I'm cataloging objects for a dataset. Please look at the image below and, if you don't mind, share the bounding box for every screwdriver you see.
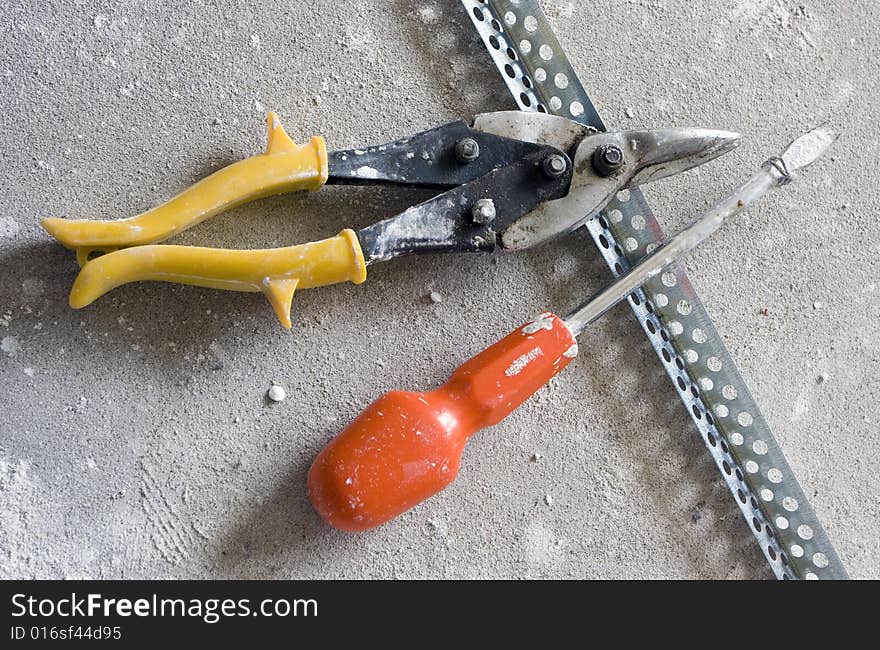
[308,125,837,532]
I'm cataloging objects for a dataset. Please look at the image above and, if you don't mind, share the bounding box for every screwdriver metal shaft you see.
[564,124,838,336]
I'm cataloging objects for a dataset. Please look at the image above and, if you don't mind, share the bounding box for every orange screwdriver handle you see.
[308,313,578,532]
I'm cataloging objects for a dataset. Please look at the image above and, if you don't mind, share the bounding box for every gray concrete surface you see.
[1,0,877,579]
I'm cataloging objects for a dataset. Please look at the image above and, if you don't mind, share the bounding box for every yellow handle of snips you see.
[69,230,366,329]
[40,112,368,329]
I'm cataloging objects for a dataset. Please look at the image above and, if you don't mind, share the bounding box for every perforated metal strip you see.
[462,0,847,579]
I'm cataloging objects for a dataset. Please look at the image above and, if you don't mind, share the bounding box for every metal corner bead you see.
[461,0,846,579]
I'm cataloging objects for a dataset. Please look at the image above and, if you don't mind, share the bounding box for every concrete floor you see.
[1,0,877,579]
